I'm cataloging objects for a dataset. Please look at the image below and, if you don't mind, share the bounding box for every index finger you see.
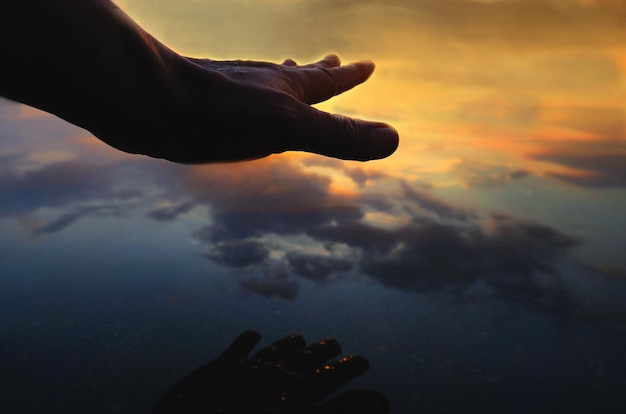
[296,60,376,105]
[220,330,262,360]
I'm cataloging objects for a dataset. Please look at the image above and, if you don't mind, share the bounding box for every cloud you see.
[0,124,603,318]
[33,205,126,235]
[401,181,475,220]
[301,157,387,187]
[241,276,299,300]
[240,264,299,300]
[452,94,542,129]
[0,156,170,234]
[203,240,270,269]
[451,159,532,188]
[286,252,354,284]
[0,98,21,120]
[0,160,138,216]
[147,201,196,222]
[0,95,611,317]
[186,159,362,241]
[530,140,626,188]
[178,158,587,318]
[542,105,625,139]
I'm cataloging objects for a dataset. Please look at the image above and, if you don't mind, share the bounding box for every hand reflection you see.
[153,330,390,414]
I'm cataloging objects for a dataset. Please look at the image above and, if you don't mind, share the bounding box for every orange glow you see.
[14,0,623,192]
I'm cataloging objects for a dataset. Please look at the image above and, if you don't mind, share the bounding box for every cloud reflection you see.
[0,125,600,318]
[154,157,587,318]
[531,140,626,188]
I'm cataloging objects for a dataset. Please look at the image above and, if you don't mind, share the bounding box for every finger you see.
[302,54,341,69]
[288,105,399,161]
[220,330,262,360]
[282,58,298,67]
[301,338,343,370]
[253,333,307,363]
[298,60,375,104]
[318,389,390,414]
[313,355,370,395]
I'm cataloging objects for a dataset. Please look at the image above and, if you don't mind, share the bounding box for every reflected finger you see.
[315,355,370,392]
[253,333,307,363]
[300,338,343,370]
[220,330,262,360]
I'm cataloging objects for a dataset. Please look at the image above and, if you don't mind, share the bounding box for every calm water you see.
[2,1,626,412]
[2,104,625,414]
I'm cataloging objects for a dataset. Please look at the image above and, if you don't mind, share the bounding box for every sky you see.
[7,0,624,279]
[1,0,626,413]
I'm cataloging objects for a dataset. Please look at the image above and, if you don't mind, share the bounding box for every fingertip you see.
[353,59,375,71]
[355,60,376,83]
[368,127,399,159]
[321,53,341,67]
[282,58,298,67]
[340,355,370,374]
[225,330,262,358]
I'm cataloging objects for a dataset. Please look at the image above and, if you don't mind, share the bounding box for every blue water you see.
[1,99,626,413]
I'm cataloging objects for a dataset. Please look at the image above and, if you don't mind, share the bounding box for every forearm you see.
[1,0,186,152]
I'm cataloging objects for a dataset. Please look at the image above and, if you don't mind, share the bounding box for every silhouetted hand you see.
[152,330,390,414]
[2,1,399,164]
[151,54,399,163]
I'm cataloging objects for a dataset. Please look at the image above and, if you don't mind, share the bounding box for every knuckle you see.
[330,114,367,159]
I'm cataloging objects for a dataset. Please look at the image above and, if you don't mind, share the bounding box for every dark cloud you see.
[356,213,580,304]
[33,205,126,235]
[451,159,532,188]
[0,152,28,174]
[0,98,20,120]
[0,118,599,315]
[181,159,585,316]
[203,240,269,269]
[147,201,196,222]
[240,265,298,300]
[241,277,298,300]
[530,140,626,188]
[301,157,387,187]
[0,157,169,234]
[286,252,354,284]
[0,160,140,216]
[401,181,474,221]
[186,160,362,241]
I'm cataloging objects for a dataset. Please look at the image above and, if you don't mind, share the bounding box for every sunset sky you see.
[93,0,626,272]
[1,1,626,412]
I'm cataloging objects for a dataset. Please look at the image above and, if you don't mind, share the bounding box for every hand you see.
[122,54,399,163]
[152,330,390,414]
[2,2,398,164]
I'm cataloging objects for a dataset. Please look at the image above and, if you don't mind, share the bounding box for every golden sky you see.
[115,0,625,188]
[1,0,625,315]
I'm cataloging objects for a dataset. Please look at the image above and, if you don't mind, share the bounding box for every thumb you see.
[292,105,399,161]
[218,330,262,361]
